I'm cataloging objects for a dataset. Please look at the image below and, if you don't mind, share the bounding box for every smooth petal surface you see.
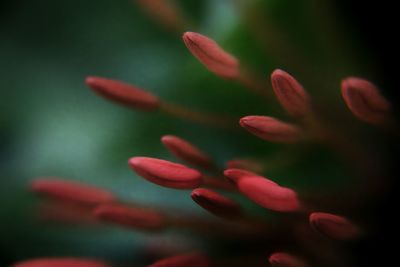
[269,252,308,267]
[191,188,241,218]
[94,203,165,231]
[341,77,391,124]
[149,252,210,267]
[236,176,300,212]
[129,157,202,189]
[31,178,115,206]
[11,258,109,267]
[183,32,239,79]
[223,169,297,212]
[271,69,311,117]
[223,168,275,185]
[86,76,159,110]
[309,212,360,240]
[240,115,301,143]
[161,135,212,168]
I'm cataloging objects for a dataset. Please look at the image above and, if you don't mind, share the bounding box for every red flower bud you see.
[11,258,109,267]
[38,201,97,225]
[128,157,202,189]
[269,252,308,267]
[226,172,300,212]
[161,135,213,169]
[240,115,301,143]
[94,203,165,231]
[191,188,242,218]
[341,77,391,124]
[136,0,185,31]
[309,212,361,240]
[271,69,311,117]
[149,252,210,267]
[183,32,240,79]
[31,178,115,206]
[85,76,159,111]
[223,168,266,183]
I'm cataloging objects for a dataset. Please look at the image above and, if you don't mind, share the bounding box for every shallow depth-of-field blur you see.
[0,1,397,266]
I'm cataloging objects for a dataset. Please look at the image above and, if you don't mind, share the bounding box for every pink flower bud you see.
[341,77,391,124]
[269,252,308,267]
[224,171,300,212]
[309,212,361,240]
[238,176,300,212]
[31,178,115,206]
[240,115,301,143]
[149,252,210,267]
[191,188,242,218]
[94,203,165,231]
[161,135,213,169]
[223,168,275,184]
[85,76,159,111]
[183,32,240,79]
[128,157,202,189]
[136,0,185,31]
[11,258,110,267]
[271,69,311,117]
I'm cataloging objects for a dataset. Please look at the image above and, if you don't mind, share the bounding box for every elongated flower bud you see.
[309,212,360,240]
[224,170,299,212]
[191,188,242,218]
[38,201,97,225]
[149,252,210,267]
[11,258,110,267]
[85,76,159,111]
[240,115,302,143]
[269,252,308,267]
[128,157,202,189]
[271,69,311,117]
[161,135,213,169]
[226,159,264,173]
[183,32,240,79]
[94,203,165,231]
[341,77,391,124]
[137,0,185,31]
[31,178,115,206]
[223,168,267,183]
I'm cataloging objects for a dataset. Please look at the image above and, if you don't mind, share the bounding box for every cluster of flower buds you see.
[11,2,394,266]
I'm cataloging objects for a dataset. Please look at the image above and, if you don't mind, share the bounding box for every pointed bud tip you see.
[236,175,300,212]
[161,135,212,168]
[341,77,390,124]
[129,157,202,189]
[182,31,239,79]
[30,178,115,206]
[85,76,159,111]
[191,188,241,218]
[223,168,261,183]
[271,69,310,117]
[309,212,361,240]
[240,115,301,143]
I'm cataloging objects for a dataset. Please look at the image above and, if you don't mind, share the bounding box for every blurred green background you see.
[0,0,395,266]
